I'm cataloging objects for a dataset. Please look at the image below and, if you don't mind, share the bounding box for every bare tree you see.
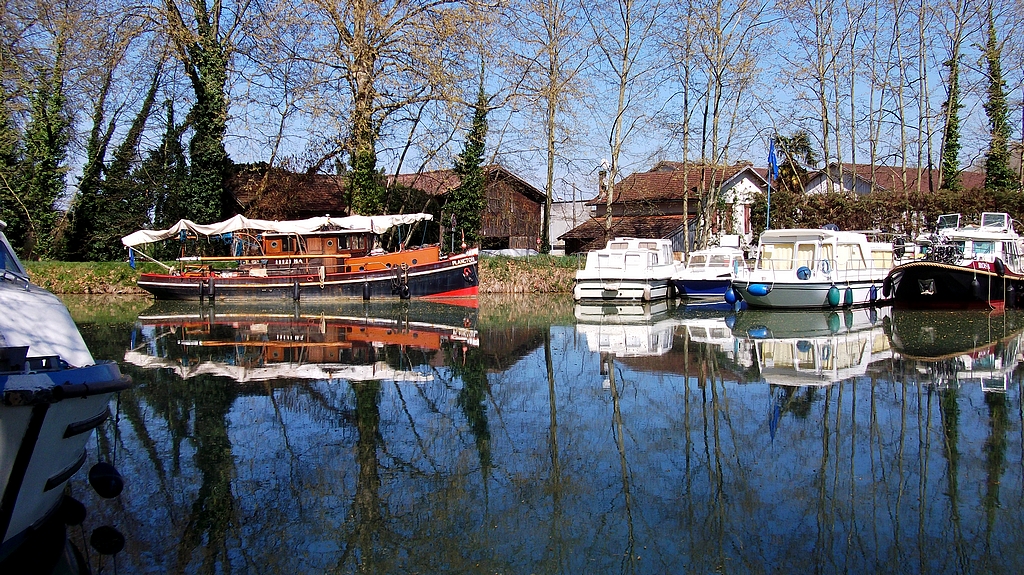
[300,0,483,213]
[506,0,589,251]
[686,0,771,246]
[583,0,666,239]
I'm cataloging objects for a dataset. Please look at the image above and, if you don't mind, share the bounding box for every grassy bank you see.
[25,255,580,295]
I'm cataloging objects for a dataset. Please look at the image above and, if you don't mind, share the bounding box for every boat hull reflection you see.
[888,309,1024,392]
[126,301,478,383]
[731,308,893,387]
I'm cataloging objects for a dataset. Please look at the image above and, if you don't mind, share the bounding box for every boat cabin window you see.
[836,243,865,269]
[972,241,994,255]
[759,243,794,270]
[689,254,708,267]
[610,242,629,250]
[638,241,658,250]
[346,235,367,250]
[798,243,817,270]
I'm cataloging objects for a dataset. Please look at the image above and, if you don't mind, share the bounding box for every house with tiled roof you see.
[559,161,768,255]
[228,165,349,219]
[805,163,987,196]
[229,164,544,250]
[390,165,545,250]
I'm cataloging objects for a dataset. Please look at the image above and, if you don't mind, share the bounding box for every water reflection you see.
[60,296,1024,574]
[888,309,1024,392]
[126,301,478,382]
[731,307,893,387]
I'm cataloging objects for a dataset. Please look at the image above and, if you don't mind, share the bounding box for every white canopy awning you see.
[121,213,434,248]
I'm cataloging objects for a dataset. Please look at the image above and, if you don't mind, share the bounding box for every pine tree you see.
[21,60,71,260]
[445,73,488,248]
[940,55,963,193]
[982,5,1016,194]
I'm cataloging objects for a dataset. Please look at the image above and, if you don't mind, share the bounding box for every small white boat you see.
[673,246,748,298]
[1,221,130,561]
[730,228,893,308]
[573,238,679,301]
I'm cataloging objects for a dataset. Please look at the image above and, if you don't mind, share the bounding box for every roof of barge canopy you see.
[121,213,434,248]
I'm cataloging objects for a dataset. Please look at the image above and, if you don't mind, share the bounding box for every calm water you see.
[62,296,1024,574]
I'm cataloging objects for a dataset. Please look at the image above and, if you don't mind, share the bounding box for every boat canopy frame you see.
[121,213,434,248]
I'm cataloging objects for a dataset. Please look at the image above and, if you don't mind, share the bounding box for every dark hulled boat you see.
[122,214,479,302]
[884,213,1024,310]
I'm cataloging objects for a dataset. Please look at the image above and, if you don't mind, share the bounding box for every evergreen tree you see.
[940,55,963,193]
[445,72,488,247]
[147,101,190,229]
[166,0,234,224]
[20,60,70,260]
[0,87,26,252]
[67,67,117,261]
[350,144,385,215]
[982,5,1016,194]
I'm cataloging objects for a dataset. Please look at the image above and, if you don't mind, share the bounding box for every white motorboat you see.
[673,245,749,298]
[0,221,130,562]
[573,237,679,301]
[730,227,893,308]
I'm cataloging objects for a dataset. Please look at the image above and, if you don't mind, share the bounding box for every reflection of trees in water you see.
[983,392,1009,538]
[339,380,386,571]
[450,344,491,480]
[70,310,1024,572]
[773,385,819,419]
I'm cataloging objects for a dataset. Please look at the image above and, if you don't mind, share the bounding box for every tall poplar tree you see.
[21,61,70,260]
[445,72,488,247]
[940,54,963,193]
[982,4,1016,194]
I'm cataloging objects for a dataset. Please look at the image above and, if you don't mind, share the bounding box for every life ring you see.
[821,259,832,274]
[462,267,476,283]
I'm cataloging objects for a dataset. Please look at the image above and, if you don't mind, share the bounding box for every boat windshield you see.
[981,213,1009,228]
[937,214,960,230]
[708,254,732,267]
[0,234,26,275]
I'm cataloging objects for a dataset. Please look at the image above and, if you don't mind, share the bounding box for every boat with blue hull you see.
[673,245,748,298]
